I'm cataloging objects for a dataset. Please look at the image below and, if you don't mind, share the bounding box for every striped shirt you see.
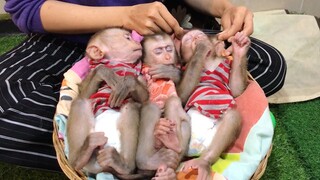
[89,59,142,116]
[185,59,235,120]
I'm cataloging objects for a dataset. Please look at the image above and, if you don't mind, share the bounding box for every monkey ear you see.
[86,45,104,60]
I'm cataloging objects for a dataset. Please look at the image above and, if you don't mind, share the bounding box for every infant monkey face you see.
[105,29,143,63]
[180,30,209,61]
[144,34,176,66]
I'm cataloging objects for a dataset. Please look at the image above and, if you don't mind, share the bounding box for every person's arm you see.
[41,1,185,36]
[40,1,127,34]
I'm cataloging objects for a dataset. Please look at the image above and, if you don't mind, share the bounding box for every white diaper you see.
[83,109,122,173]
[186,108,219,157]
[95,109,122,152]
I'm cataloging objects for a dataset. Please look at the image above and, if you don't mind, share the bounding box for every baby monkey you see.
[136,33,191,177]
[176,29,250,179]
[67,28,148,177]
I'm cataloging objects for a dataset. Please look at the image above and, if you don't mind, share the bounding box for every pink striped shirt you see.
[89,59,141,115]
[185,59,235,120]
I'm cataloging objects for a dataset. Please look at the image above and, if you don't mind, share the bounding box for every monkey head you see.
[86,28,142,64]
[180,29,226,63]
[142,33,178,67]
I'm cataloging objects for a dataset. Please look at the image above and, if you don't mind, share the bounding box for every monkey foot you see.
[154,138,164,150]
[157,132,181,153]
[153,164,176,180]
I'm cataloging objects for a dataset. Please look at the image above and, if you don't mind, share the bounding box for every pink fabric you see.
[70,57,90,80]
[131,30,144,43]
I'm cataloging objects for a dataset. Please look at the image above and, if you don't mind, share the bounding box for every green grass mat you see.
[1,35,319,179]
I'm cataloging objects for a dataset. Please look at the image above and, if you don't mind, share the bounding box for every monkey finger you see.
[154,129,170,136]
[154,125,171,133]
[114,90,128,107]
[108,92,116,108]
[225,46,233,55]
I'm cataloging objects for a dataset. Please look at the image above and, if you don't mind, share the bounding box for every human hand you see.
[218,6,253,42]
[124,2,184,38]
[149,64,181,83]
[182,158,212,180]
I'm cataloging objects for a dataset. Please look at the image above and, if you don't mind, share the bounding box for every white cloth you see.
[95,109,122,152]
[252,10,320,103]
[186,108,219,157]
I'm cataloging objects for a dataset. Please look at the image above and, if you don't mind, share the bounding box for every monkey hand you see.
[194,40,212,62]
[154,118,176,137]
[75,132,107,170]
[181,158,212,180]
[230,32,251,61]
[108,75,136,108]
[148,64,181,84]
[79,65,118,98]
[97,146,131,175]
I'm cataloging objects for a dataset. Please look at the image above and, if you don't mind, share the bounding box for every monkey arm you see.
[148,64,182,84]
[79,65,117,98]
[124,76,149,104]
[229,55,248,97]
[177,43,210,105]
[228,33,250,97]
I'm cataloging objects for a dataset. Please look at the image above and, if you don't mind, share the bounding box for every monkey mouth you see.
[133,47,142,52]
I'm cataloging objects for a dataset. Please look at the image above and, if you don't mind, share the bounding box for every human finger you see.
[218,14,231,41]
[241,11,254,36]
[143,20,162,34]
[223,16,244,42]
[158,5,184,38]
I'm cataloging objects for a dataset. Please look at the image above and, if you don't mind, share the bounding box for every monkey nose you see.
[165,54,171,60]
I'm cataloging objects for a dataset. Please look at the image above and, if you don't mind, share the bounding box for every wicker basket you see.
[53,120,273,180]
[53,121,86,180]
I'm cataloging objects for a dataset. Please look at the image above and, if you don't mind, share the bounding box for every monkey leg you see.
[202,108,242,164]
[136,102,162,170]
[164,96,191,157]
[117,102,141,174]
[67,98,95,170]
[155,117,181,153]
[94,102,141,175]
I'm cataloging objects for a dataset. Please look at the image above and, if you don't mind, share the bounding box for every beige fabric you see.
[252,10,320,103]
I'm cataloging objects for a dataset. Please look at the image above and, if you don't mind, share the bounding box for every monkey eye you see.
[124,33,132,41]
[153,48,163,55]
[165,45,173,52]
